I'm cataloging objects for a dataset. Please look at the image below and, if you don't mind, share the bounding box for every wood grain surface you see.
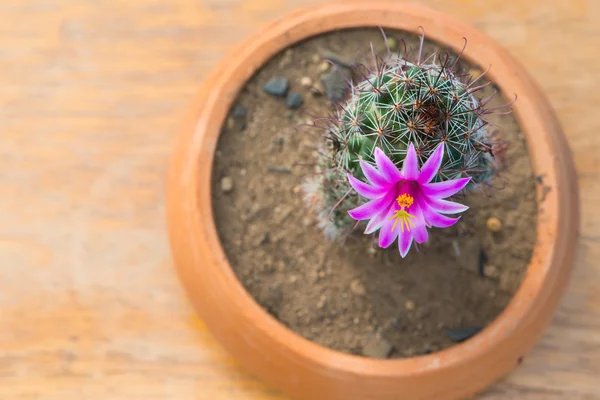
[0,1,598,399]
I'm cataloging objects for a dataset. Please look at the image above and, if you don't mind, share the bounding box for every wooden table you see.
[1,1,598,399]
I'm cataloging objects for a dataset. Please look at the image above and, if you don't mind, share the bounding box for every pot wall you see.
[167,2,579,399]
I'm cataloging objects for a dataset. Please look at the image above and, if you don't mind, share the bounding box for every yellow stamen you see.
[390,210,416,232]
[390,193,416,232]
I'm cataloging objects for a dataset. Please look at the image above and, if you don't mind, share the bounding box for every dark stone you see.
[445,326,483,343]
[231,104,247,130]
[263,76,289,96]
[363,335,394,359]
[321,69,347,102]
[478,250,488,277]
[232,104,246,118]
[286,91,303,109]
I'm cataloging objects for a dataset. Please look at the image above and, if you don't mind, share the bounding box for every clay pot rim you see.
[168,0,578,390]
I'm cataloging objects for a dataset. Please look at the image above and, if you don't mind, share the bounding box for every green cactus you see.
[304,32,511,239]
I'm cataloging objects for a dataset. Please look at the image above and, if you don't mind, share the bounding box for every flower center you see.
[396,193,414,209]
[390,193,416,232]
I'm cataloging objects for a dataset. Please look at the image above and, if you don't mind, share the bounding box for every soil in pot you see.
[211,29,537,358]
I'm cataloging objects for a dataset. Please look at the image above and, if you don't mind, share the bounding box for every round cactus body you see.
[304,39,503,240]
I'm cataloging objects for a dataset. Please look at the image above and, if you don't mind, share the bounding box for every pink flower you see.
[347,143,470,257]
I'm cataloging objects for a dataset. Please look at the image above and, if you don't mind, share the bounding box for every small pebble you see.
[386,37,398,51]
[311,53,321,63]
[278,49,293,68]
[350,279,366,295]
[226,117,235,130]
[220,176,233,193]
[363,335,394,359]
[289,275,297,283]
[367,246,378,258]
[353,317,360,325]
[318,270,326,278]
[272,136,284,145]
[249,203,261,215]
[300,76,313,88]
[317,296,326,309]
[240,168,247,176]
[486,217,503,232]
[405,300,415,310]
[318,61,331,72]
[286,91,304,109]
[484,264,500,279]
[311,81,325,97]
[292,185,301,194]
[263,76,289,97]
[445,326,483,343]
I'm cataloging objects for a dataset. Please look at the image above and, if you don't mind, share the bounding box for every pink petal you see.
[401,143,419,180]
[348,191,395,220]
[422,177,471,199]
[364,204,392,234]
[425,197,469,214]
[410,203,429,244]
[348,174,388,199]
[423,210,461,228]
[398,229,413,258]
[418,143,445,184]
[374,148,403,183]
[378,208,400,248]
[360,160,390,188]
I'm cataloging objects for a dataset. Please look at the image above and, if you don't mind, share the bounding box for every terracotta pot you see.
[167,1,579,399]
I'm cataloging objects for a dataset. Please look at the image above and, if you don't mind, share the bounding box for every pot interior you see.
[210,28,537,359]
